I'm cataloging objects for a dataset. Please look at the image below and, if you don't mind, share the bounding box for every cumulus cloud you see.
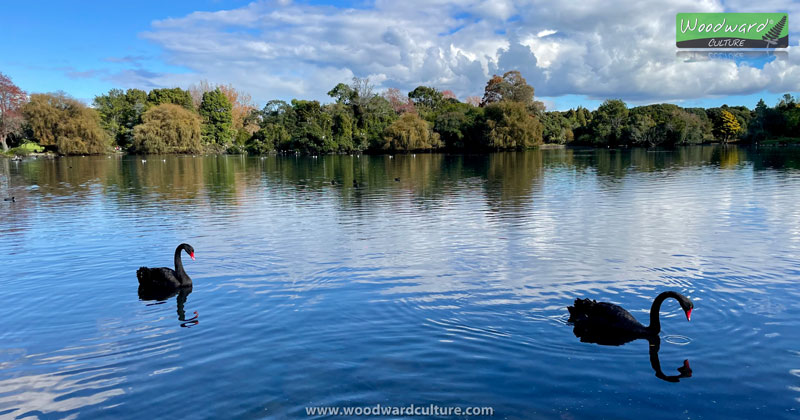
[111,0,799,105]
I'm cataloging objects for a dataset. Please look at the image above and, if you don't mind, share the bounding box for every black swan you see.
[567,291,693,346]
[137,243,195,290]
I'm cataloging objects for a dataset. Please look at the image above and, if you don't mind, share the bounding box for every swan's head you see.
[679,297,694,321]
[181,243,195,261]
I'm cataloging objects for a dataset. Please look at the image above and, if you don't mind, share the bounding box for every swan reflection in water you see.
[567,291,694,383]
[138,286,199,328]
[648,336,692,383]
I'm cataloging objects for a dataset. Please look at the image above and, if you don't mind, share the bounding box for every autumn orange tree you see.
[0,72,27,151]
[480,70,535,107]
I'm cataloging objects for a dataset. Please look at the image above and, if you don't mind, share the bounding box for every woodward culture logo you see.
[676,13,788,48]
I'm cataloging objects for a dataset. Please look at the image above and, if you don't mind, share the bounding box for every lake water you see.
[1,146,799,419]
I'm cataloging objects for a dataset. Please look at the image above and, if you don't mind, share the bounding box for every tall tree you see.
[408,86,443,110]
[0,72,27,151]
[480,71,535,107]
[199,88,234,147]
[328,83,356,105]
[591,99,629,145]
[93,88,147,149]
[717,110,741,143]
[287,99,334,153]
[217,84,256,133]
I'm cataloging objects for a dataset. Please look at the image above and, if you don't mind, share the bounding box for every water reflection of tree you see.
[482,151,544,212]
[20,156,118,196]
[10,146,800,219]
[0,159,32,240]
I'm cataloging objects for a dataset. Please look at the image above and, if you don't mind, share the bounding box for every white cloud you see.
[117,0,800,105]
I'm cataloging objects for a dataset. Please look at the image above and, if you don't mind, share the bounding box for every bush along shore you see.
[1,71,798,157]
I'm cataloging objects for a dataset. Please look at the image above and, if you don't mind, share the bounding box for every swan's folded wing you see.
[137,267,181,288]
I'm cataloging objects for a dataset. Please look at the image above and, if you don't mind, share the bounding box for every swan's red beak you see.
[685,308,692,321]
[190,252,195,261]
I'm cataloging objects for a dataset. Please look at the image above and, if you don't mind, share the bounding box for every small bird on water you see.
[3,197,15,202]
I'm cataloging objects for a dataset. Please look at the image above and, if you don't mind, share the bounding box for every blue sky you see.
[1,1,798,111]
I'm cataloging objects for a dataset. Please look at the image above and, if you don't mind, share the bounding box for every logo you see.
[676,13,788,48]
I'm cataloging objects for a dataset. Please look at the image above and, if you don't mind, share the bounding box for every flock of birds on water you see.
[138,243,696,382]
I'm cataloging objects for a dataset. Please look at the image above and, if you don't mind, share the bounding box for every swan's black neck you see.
[648,291,683,333]
[174,245,191,286]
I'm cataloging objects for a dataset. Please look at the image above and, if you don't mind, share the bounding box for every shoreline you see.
[5,142,799,160]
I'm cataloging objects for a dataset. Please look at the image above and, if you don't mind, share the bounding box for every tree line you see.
[1,71,798,155]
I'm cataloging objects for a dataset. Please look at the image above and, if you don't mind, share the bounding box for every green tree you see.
[431,100,485,149]
[327,83,356,105]
[482,101,543,149]
[626,112,657,146]
[382,112,442,151]
[23,93,109,155]
[540,111,575,144]
[199,88,234,147]
[133,104,202,154]
[147,88,194,111]
[590,99,629,145]
[247,123,288,154]
[93,88,147,149]
[356,95,397,151]
[327,103,356,152]
[408,86,444,121]
[750,98,769,141]
[286,99,334,153]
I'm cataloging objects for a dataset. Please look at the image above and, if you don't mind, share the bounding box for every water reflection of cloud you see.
[0,370,125,417]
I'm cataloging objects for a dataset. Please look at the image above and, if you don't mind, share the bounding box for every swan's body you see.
[567,291,693,346]
[137,243,195,290]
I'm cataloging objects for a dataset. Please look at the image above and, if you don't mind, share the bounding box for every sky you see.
[1,0,798,111]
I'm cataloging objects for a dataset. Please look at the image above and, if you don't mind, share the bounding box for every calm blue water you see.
[1,146,799,419]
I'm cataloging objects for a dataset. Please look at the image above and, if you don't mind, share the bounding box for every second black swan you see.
[567,291,693,345]
[137,243,195,290]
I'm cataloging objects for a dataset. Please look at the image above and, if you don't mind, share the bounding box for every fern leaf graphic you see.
[762,16,786,47]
